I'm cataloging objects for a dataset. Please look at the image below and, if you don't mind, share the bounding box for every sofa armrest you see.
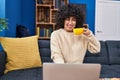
[0,51,6,77]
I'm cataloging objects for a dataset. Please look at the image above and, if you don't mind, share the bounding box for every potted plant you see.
[0,18,8,31]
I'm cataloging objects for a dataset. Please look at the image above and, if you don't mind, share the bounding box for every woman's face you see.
[64,16,76,32]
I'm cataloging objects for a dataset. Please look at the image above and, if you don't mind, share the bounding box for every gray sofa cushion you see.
[100,65,120,78]
[0,51,6,77]
[38,40,53,62]
[84,41,109,64]
[0,67,42,80]
[106,41,120,65]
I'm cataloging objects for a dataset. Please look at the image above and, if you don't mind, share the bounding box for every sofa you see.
[0,40,120,80]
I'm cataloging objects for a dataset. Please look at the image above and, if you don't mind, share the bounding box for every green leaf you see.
[0,18,8,31]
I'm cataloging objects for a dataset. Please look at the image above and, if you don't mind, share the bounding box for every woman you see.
[50,4,100,63]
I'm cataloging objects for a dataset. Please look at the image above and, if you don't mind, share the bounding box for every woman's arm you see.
[50,32,65,63]
[83,29,101,53]
[87,32,101,53]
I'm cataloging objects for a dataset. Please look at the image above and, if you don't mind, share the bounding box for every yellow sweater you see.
[50,29,100,63]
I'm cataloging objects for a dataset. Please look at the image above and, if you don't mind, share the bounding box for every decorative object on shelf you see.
[0,18,8,32]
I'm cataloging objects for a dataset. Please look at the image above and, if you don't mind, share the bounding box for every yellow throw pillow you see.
[0,35,42,73]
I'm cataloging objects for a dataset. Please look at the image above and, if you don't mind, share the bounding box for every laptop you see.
[43,63,101,80]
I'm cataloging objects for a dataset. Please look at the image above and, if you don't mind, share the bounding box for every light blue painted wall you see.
[0,0,6,36]
[0,0,5,18]
[0,0,6,50]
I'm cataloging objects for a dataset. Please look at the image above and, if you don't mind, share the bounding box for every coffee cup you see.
[73,28,84,35]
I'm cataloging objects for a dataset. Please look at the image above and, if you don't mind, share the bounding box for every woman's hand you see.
[83,28,91,36]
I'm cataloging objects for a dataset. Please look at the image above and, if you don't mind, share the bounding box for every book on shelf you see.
[55,0,65,8]
[49,27,53,37]
[43,0,52,4]
[55,0,61,8]
[40,28,44,37]
[39,7,50,22]
[38,0,43,4]
[48,0,53,5]
[61,0,65,6]
[45,8,50,22]
[39,27,53,37]
[52,11,57,23]
[39,7,45,22]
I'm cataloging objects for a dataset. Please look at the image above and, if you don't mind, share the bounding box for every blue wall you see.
[5,0,95,37]
[5,0,35,37]
[69,0,95,33]
[6,0,22,37]
[21,0,35,36]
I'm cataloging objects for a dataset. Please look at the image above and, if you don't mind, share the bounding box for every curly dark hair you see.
[55,4,85,29]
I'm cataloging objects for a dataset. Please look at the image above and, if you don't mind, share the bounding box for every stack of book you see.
[38,7,50,22]
[37,27,53,37]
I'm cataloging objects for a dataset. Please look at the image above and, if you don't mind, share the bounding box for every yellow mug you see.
[73,28,84,35]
